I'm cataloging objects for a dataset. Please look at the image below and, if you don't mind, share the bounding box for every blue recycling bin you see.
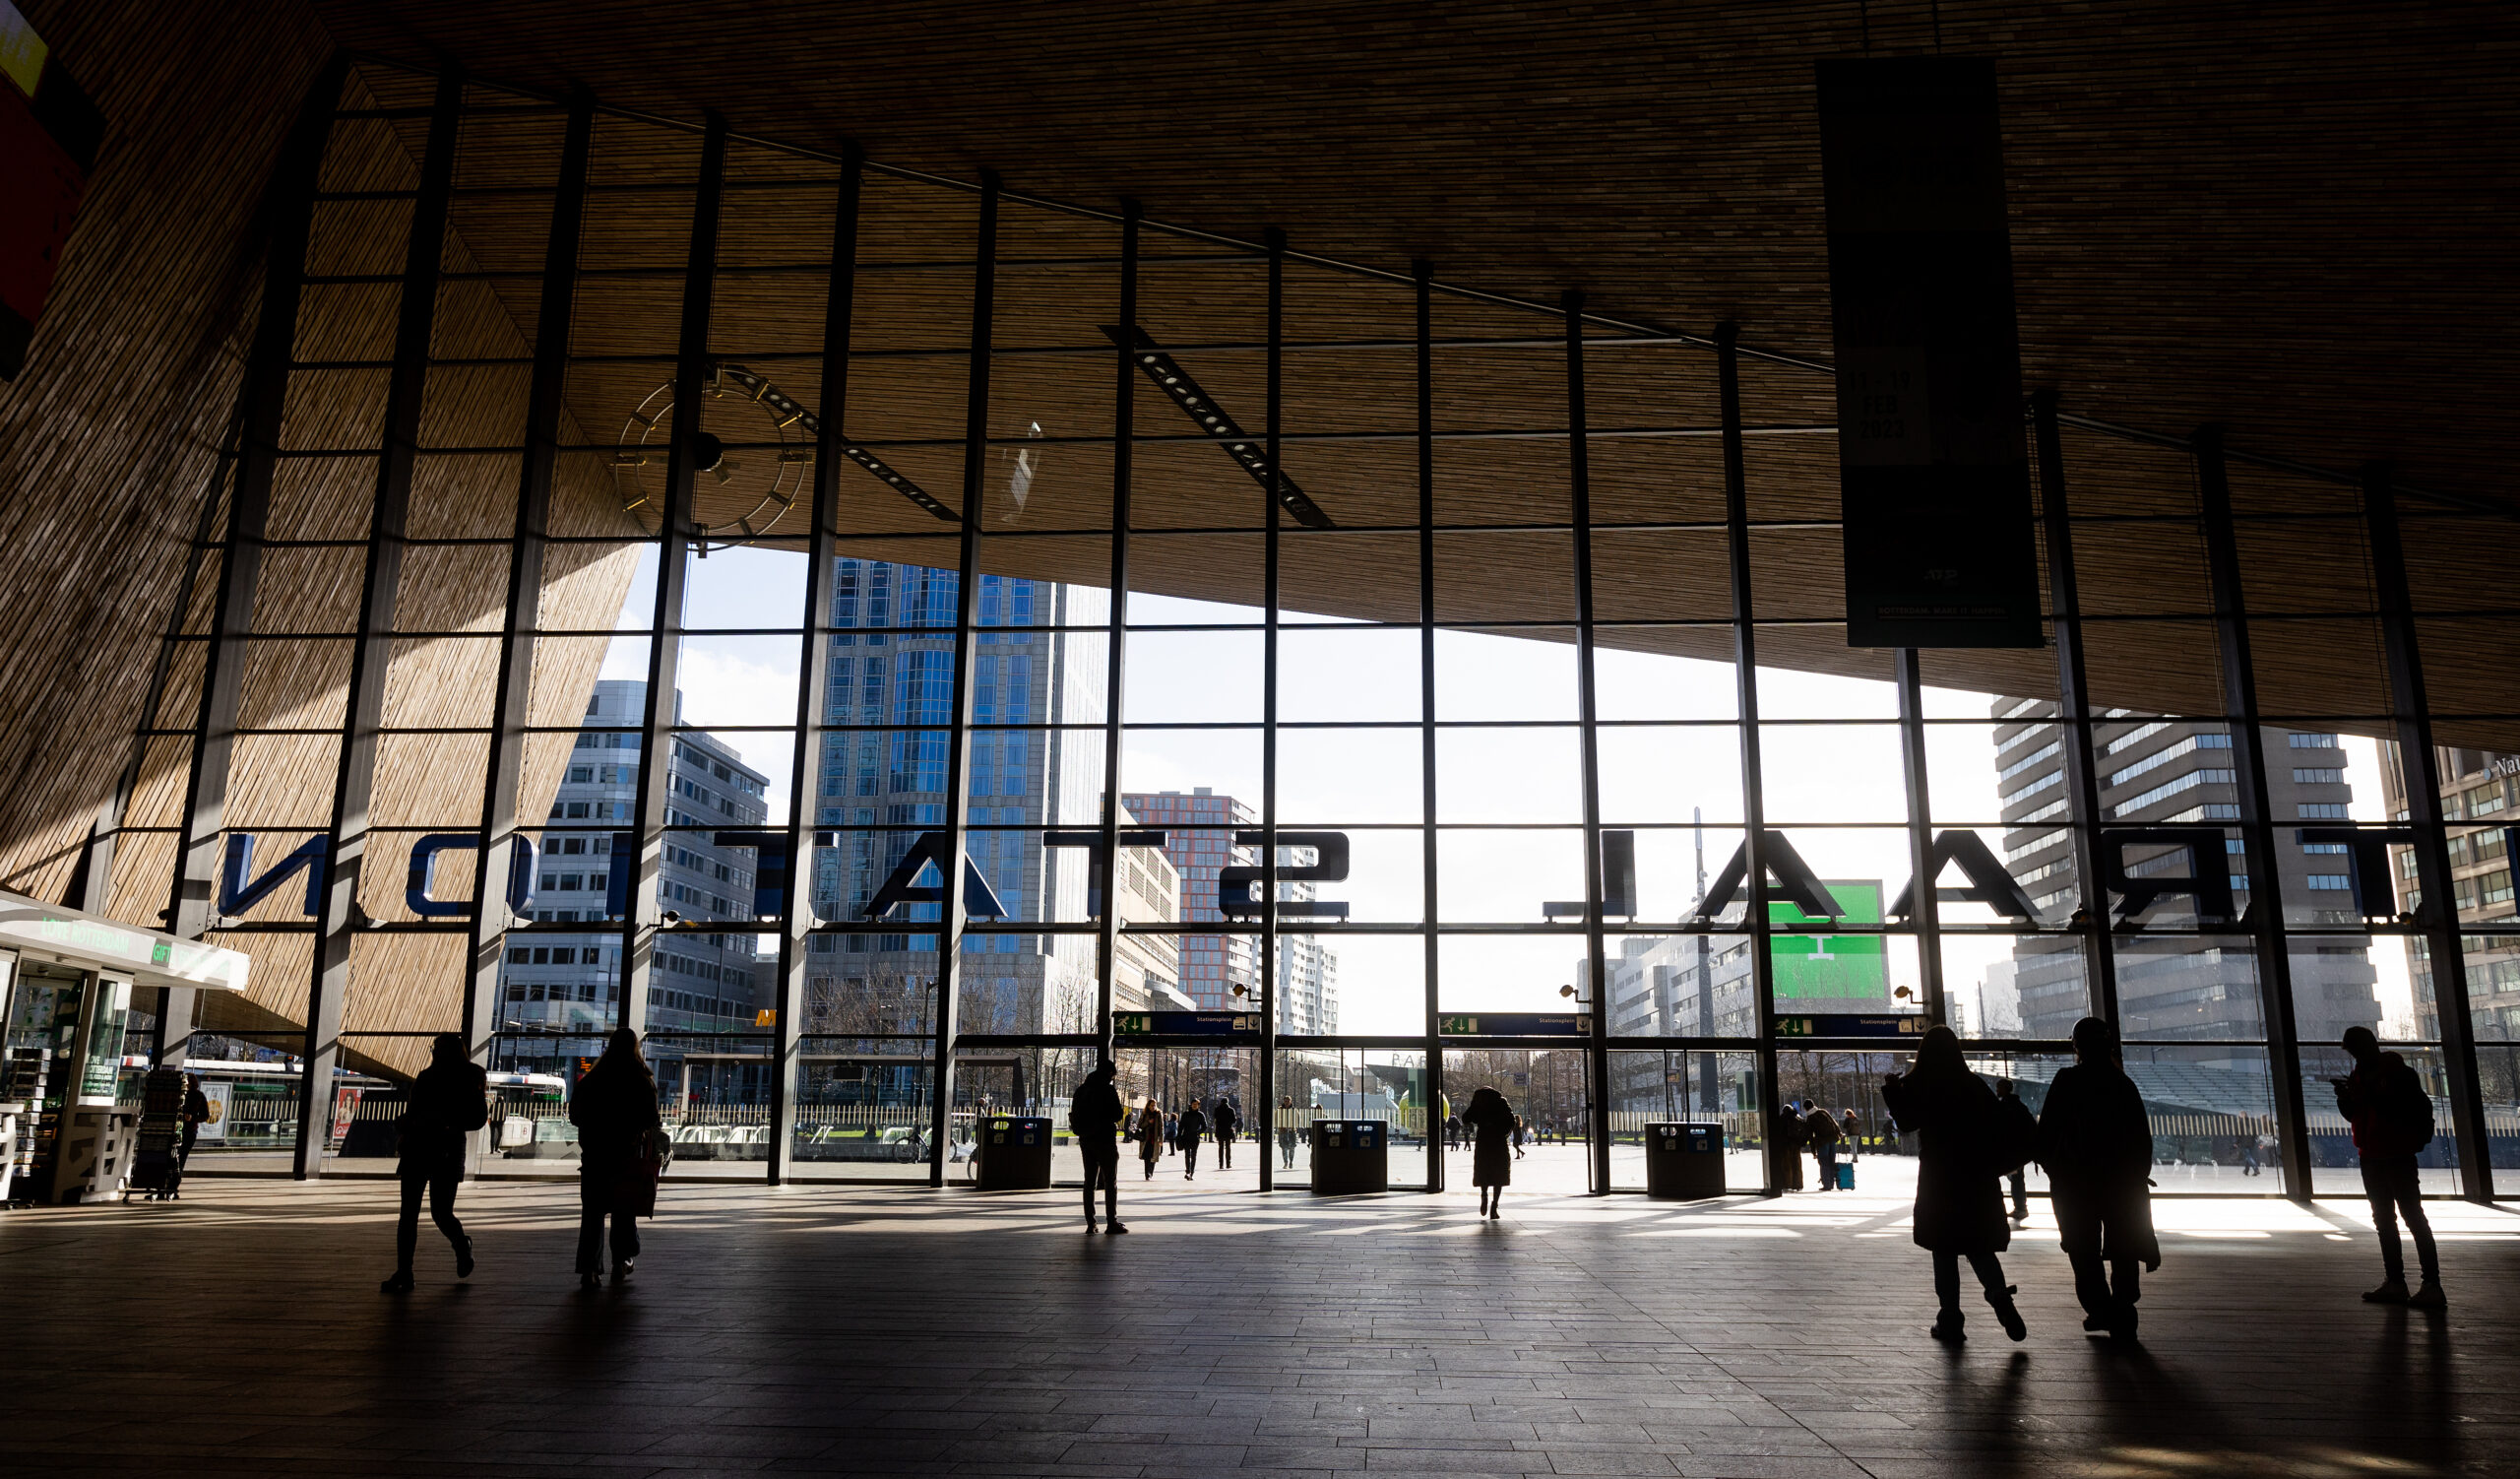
[1644,1121,1727,1198]
[1309,1119,1389,1194]
[975,1115,1052,1190]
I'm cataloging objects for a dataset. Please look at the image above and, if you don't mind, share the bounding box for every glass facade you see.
[100,63,2520,1196]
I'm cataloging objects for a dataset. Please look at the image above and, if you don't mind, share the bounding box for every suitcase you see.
[1835,1161,1855,1190]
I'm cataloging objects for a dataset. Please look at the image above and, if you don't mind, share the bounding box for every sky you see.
[600,544,2418,1038]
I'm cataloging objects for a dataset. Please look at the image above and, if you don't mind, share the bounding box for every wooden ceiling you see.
[311,0,2520,505]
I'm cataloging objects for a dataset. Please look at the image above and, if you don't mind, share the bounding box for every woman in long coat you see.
[1879,1026,2026,1343]
[570,1028,663,1290]
[1136,1099,1166,1180]
[2038,1016,2161,1340]
[1460,1086,1517,1220]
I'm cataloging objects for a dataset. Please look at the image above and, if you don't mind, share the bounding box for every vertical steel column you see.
[2030,391,2118,1022]
[1564,292,1612,1194]
[2194,425,2313,1199]
[766,147,861,1185]
[1717,324,1788,1193]
[119,411,245,1061]
[621,115,726,1042]
[1092,201,1140,1067]
[924,171,1000,1187]
[2364,463,2492,1201]
[167,60,346,1065]
[1893,650,1946,1025]
[1257,228,1285,1192]
[467,96,593,1076]
[1417,260,1443,1193]
[296,72,465,1180]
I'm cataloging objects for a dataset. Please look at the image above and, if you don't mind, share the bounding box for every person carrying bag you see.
[570,1028,665,1290]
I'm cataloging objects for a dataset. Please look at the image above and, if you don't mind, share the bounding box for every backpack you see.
[2379,1057,2436,1157]
[1986,1093,2039,1177]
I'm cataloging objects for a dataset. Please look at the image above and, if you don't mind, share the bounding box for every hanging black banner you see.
[1817,56,2041,649]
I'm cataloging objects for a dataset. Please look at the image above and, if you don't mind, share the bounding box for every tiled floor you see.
[2,1175,2514,1477]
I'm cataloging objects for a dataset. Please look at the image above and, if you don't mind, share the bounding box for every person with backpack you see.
[2335,1024,2444,1309]
[1880,1026,2029,1344]
[1774,1098,1809,1190]
[2037,1018,2161,1341]
[379,1033,490,1293]
[1070,1060,1127,1234]
[1805,1102,1844,1191]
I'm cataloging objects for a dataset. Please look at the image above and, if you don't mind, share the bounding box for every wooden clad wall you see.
[0,0,333,904]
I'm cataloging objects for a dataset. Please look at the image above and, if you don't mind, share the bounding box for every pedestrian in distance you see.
[1880,1025,2031,1344]
[1996,1078,2030,1225]
[1462,1085,1516,1219]
[1136,1098,1166,1181]
[2334,1024,2445,1309]
[1176,1099,1208,1179]
[179,1072,211,1165]
[570,1028,664,1291]
[379,1032,490,1293]
[1279,1094,1298,1169]
[1070,1060,1127,1234]
[1844,1107,1863,1161]
[1445,1111,1463,1151]
[1775,1098,1809,1190]
[1806,1101,1843,1191]
[2037,1017,2161,1341]
[1212,1094,1239,1170]
[1163,1109,1178,1151]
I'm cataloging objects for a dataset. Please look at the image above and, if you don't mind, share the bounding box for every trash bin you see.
[1643,1121,1727,1199]
[975,1115,1052,1190]
[1309,1119,1388,1194]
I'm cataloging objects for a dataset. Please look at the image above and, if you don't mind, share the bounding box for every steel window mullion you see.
[467,95,592,1085]
[621,114,728,1040]
[2032,390,2119,1023]
[2195,425,2315,1201]
[1718,322,1787,1195]
[1894,649,1946,1025]
[168,59,346,1049]
[768,146,861,1186]
[1566,292,1611,1196]
[1258,227,1284,1193]
[2364,463,2493,1202]
[925,171,1000,1187]
[1093,203,1140,1064]
[299,72,464,1181]
[1417,260,1443,1194]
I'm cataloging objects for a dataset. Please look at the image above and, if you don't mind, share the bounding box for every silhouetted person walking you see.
[1212,1095,1239,1169]
[1279,1095,1298,1169]
[1463,1085,1515,1219]
[1176,1100,1208,1180]
[1807,1102,1843,1191]
[1882,1026,2026,1344]
[2336,1024,2444,1309]
[571,1028,662,1290]
[1775,1099,1808,1190]
[1136,1099,1166,1180]
[1071,1060,1126,1234]
[1445,1112,1463,1151]
[2038,1017,2160,1341]
[1996,1078,2030,1224]
[380,1033,489,1293]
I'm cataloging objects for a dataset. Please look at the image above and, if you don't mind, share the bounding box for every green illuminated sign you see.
[1769,880,1888,1001]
